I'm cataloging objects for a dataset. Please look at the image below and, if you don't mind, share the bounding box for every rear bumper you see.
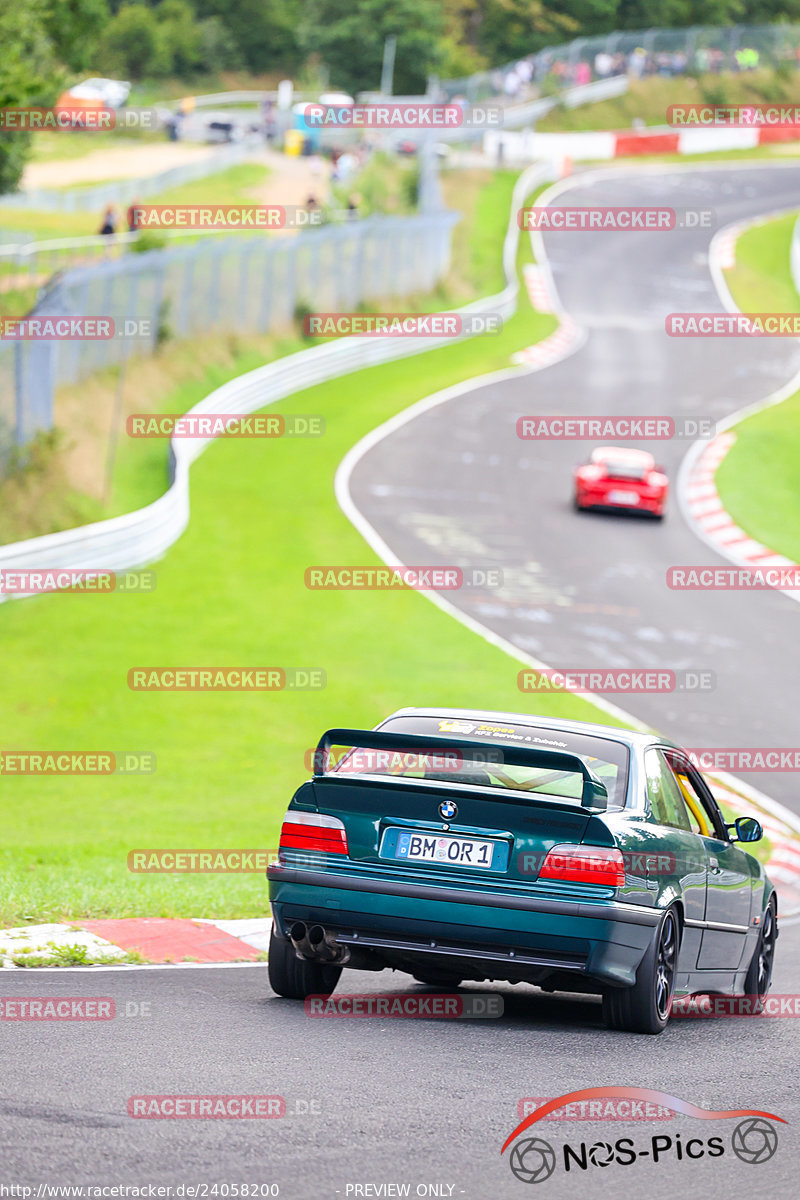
[268,864,660,987]
[576,487,665,514]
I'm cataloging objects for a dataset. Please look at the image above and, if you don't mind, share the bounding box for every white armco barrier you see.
[677,126,760,153]
[485,129,617,163]
[485,123,776,163]
[0,162,558,599]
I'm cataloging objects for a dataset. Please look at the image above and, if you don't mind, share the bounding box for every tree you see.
[96,3,170,78]
[43,0,111,73]
[158,0,203,77]
[194,1,301,73]
[196,16,242,73]
[0,0,61,194]
[300,0,446,95]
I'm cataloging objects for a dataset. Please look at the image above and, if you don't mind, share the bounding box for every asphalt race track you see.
[2,949,798,1196]
[4,165,800,1198]
[348,164,800,812]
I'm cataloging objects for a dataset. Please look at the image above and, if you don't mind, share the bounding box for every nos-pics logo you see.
[502,1088,783,1183]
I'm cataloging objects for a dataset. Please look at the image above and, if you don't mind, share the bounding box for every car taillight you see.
[539,843,625,886]
[279,810,348,856]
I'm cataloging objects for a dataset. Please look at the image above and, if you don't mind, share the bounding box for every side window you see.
[663,751,726,840]
[644,749,692,831]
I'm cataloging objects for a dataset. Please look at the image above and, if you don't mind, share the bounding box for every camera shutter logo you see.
[731,1118,778,1164]
[509,1137,557,1184]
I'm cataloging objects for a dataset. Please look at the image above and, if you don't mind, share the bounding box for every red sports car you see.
[573,447,668,518]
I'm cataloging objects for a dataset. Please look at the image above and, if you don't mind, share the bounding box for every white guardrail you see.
[0,161,556,597]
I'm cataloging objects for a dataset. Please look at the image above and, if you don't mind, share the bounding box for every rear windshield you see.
[325,716,629,807]
[599,458,649,480]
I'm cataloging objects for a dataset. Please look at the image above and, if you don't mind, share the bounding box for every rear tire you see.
[603,906,679,1034]
[743,895,777,1007]
[267,926,342,1000]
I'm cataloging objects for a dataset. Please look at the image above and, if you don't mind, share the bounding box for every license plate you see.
[607,489,640,505]
[391,831,496,870]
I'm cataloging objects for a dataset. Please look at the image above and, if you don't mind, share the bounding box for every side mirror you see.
[730,816,763,843]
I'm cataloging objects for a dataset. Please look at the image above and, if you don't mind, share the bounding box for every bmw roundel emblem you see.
[439,800,457,820]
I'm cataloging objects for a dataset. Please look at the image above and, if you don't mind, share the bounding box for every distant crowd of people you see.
[456,41,776,104]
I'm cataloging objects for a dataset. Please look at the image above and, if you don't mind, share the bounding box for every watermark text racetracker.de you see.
[667,313,800,336]
[0,317,152,341]
[518,207,715,231]
[668,565,800,590]
[304,102,502,129]
[304,993,503,1018]
[0,106,158,130]
[127,849,279,873]
[516,416,714,440]
[302,313,502,337]
[685,748,800,772]
[128,205,323,230]
[127,1095,319,1119]
[126,668,325,691]
[126,414,323,438]
[1,752,155,775]
[304,566,502,590]
[518,668,715,693]
[0,569,155,595]
[672,995,800,1018]
[517,1097,674,1121]
[1,997,152,1020]
[668,103,800,125]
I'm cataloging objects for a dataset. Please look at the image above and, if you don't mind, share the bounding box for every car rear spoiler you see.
[312,728,608,811]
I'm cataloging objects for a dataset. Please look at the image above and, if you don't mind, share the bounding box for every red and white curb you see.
[511,317,583,367]
[522,263,553,312]
[511,263,585,366]
[679,213,800,604]
[0,917,272,968]
[684,431,797,568]
[713,225,743,270]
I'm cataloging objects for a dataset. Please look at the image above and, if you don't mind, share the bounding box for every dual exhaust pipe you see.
[290,921,349,964]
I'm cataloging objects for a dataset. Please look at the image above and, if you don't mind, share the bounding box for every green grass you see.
[725,212,800,313]
[0,163,271,244]
[139,162,268,207]
[714,210,800,561]
[538,68,800,132]
[1,169,605,927]
[7,943,145,967]
[3,303,621,928]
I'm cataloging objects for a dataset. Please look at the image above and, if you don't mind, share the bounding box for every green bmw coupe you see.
[267,709,777,1033]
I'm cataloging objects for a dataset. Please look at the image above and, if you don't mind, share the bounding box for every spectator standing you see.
[99,205,117,236]
[261,97,275,142]
[695,47,711,73]
[595,51,613,79]
[628,48,647,79]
